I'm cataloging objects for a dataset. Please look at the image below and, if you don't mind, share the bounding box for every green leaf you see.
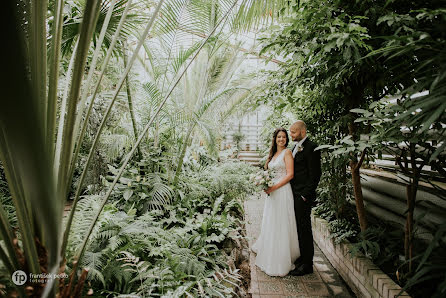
[333,148,348,155]
[350,108,368,114]
[430,142,446,162]
[354,117,370,123]
[419,100,446,133]
[315,144,332,151]
[123,189,133,201]
[342,137,354,145]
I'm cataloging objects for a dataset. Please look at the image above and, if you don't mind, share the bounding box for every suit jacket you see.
[290,138,322,204]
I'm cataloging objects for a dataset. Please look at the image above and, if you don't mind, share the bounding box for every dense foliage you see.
[256,0,446,296]
[65,157,255,297]
[1,0,445,297]
[1,0,288,296]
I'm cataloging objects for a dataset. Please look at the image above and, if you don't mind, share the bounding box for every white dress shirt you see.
[292,136,307,157]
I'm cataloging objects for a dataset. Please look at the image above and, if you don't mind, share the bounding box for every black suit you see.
[290,138,321,266]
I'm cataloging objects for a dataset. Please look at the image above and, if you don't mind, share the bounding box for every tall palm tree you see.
[171,42,253,184]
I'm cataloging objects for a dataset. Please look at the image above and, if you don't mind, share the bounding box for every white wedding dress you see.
[252,149,300,276]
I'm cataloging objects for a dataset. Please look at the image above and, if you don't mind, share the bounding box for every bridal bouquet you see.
[250,169,275,191]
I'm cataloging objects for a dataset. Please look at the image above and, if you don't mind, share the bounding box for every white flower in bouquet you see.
[251,169,275,191]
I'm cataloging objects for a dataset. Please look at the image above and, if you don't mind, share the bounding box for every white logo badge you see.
[12,270,27,285]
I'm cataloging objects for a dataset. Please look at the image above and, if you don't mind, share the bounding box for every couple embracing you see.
[252,121,322,277]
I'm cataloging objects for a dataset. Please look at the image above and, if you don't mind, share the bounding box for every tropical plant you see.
[59,0,144,57]
[369,6,446,158]
[353,97,445,273]
[2,1,119,295]
[313,198,359,245]
[107,162,174,213]
[232,130,245,152]
[259,0,444,234]
[1,0,292,295]
[400,222,446,298]
[318,1,446,278]
[257,1,445,295]
[64,160,254,296]
[166,44,253,185]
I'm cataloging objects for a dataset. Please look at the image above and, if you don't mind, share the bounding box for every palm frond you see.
[230,0,288,32]
[82,251,107,286]
[61,0,143,56]
[145,174,174,210]
[194,119,218,154]
[142,82,164,106]
[171,41,203,75]
[66,195,115,257]
[102,133,132,162]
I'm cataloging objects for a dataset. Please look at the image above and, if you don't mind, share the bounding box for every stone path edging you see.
[311,215,411,298]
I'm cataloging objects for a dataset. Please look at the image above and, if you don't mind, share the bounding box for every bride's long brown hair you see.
[265,128,289,169]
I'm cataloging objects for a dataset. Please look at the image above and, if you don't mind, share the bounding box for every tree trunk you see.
[348,117,368,232]
[345,84,368,232]
[123,41,141,159]
[404,143,421,273]
[338,163,347,218]
[405,181,417,273]
[173,125,194,186]
[350,158,368,232]
[154,117,159,148]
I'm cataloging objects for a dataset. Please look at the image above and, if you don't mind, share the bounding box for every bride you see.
[252,128,300,276]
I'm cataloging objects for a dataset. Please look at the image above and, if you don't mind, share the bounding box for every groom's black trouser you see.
[294,197,314,266]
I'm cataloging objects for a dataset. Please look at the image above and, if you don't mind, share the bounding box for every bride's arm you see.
[265,150,294,194]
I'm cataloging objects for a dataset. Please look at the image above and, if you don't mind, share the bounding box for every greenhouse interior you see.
[1,0,445,297]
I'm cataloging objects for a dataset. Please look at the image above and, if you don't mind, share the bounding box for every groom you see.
[289,121,321,276]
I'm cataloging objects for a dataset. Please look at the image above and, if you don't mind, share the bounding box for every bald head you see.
[289,120,307,142]
[291,121,306,131]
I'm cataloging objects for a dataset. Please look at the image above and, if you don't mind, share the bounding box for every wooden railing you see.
[221,124,262,151]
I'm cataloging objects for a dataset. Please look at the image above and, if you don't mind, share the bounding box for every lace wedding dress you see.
[252,149,300,276]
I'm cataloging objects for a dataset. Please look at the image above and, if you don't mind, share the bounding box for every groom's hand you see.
[301,195,307,202]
